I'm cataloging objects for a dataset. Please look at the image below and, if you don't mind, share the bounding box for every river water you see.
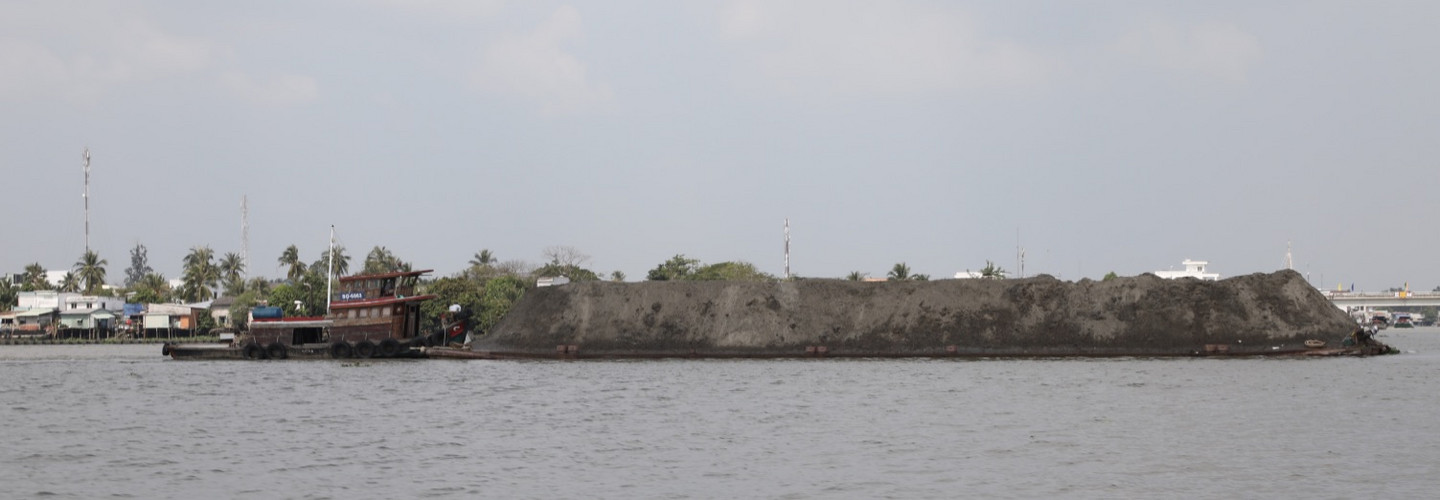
[3,329,1439,499]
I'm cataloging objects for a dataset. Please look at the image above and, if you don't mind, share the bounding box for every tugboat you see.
[165,268,441,360]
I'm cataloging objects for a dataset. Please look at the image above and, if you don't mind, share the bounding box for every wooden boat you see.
[165,269,443,360]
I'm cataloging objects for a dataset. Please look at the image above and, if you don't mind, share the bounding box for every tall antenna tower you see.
[1284,241,1294,270]
[784,218,791,279]
[83,148,91,253]
[1016,228,1025,279]
[241,195,250,280]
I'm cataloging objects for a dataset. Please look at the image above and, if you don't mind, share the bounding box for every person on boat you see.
[1355,327,1374,346]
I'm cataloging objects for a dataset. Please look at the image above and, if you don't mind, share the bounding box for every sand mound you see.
[476,270,1355,356]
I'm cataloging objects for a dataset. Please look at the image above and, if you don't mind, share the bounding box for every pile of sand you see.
[476,270,1355,356]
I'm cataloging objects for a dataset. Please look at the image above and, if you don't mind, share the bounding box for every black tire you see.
[378,338,401,357]
[266,342,288,360]
[161,343,171,356]
[242,343,266,360]
[354,340,376,359]
[329,342,353,359]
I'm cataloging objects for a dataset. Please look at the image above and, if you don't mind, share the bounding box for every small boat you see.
[1393,314,1414,328]
[1371,312,1391,330]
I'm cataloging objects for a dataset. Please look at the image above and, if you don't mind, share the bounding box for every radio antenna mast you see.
[83,148,91,253]
[325,225,335,315]
[784,218,791,279]
[241,195,250,280]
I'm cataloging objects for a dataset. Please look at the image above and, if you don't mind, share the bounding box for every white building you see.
[1153,259,1220,281]
[18,290,80,311]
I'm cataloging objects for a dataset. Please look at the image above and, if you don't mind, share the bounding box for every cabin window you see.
[381,307,390,318]
[348,309,357,319]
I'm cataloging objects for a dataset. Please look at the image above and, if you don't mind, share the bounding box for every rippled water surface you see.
[4,330,1440,499]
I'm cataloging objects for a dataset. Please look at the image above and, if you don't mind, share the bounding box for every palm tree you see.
[246,277,271,297]
[23,262,50,291]
[133,272,172,304]
[469,249,496,267]
[73,250,109,294]
[363,246,404,274]
[887,262,911,281]
[846,271,866,281]
[58,272,81,293]
[314,245,351,277]
[219,252,246,296]
[0,279,16,312]
[980,260,1007,280]
[278,245,306,282]
[181,246,220,302]
[332,245,350,276]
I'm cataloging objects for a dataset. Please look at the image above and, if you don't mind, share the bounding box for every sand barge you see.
[460,270,1387,358]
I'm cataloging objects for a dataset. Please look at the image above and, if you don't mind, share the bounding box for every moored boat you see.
[165,269,444,360]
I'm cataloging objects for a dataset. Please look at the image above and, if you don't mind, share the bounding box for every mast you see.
[325,225,335,315]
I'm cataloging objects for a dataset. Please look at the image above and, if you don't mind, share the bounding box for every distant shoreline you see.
[0,337,218,346]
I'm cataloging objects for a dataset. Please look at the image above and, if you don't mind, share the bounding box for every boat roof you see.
[337,269,433,283]
[250,318,332,329]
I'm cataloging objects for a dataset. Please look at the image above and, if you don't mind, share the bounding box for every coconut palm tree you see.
[245,277,271,297]
[315,245,350,277]
[58,272,81,293]
[73,250,108,294]
[23,262,50,291]
[469,249,496,267]
[278,245,306,283]
[846,271,866,281]
[219,252,246,296]
[0,279,16,312]
[887,262,911,281]
[132,272,172,304]
[363,246,404,274]
[980,260,1007,280]
[181,246,220,302]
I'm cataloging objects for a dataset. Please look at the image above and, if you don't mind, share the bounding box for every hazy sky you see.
[3,1,1437,290]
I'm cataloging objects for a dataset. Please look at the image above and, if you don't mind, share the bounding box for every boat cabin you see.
[248,318,330,346]
[325,269,437,343]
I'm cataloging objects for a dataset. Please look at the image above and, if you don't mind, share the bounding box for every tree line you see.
[0,243,1014,336]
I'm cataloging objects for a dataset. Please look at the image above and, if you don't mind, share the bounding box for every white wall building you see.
[17,291,80,310]
[1153,259,1221,281]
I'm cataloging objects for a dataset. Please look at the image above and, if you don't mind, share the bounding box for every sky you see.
[2,0,1437,291]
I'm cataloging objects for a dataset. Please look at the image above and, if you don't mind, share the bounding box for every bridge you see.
[1324,291,1440,310]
